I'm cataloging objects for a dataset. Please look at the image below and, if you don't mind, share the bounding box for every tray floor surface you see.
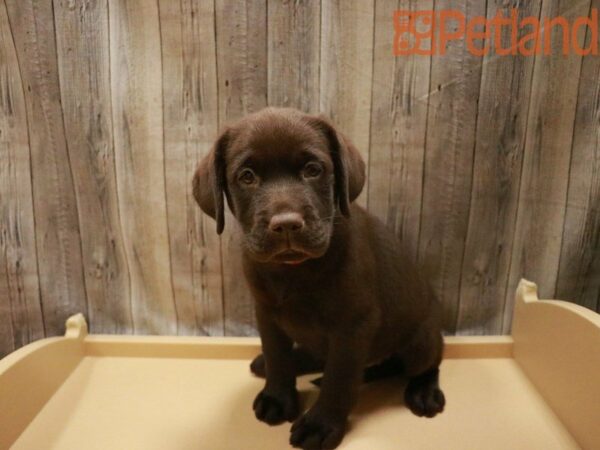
[12,355,577,450]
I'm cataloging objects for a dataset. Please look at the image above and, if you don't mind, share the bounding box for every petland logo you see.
[394,8,599,56]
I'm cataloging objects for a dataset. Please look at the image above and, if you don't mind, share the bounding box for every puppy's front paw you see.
[404,382,445,418]
[253,388,299,425]
[290,410,345,450]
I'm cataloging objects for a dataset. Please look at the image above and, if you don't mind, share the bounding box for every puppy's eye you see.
[302,162,323,179]
[238,168,257,185]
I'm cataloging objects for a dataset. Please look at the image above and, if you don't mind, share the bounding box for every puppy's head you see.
[193,108,365,265]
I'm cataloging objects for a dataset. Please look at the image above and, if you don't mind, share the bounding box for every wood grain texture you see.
[215,0,268,335]
[556,0,600,312]
[418,0,487,333]
[5,0,88,337]
[54,0,132,334]
[215,0,268,124]
[368,0,431,261]
[0,0,44,357]
[320,0,374,207]
[109,0,177,334]
[268,0,320,113]
[159,0,224,335]
[1,1,600,354]
[456,0,541,335]
[504,0,593,331]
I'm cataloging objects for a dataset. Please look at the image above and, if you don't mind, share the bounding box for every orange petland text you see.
[394,8,599,56]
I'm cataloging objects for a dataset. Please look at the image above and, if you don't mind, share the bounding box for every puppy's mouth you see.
[243,221,332,265]
[272,249,311,265]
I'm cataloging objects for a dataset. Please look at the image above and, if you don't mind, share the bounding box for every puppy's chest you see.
[264,282,330,355]
[277,310,328,358]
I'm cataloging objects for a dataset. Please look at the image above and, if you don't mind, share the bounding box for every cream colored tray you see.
[1,280,599,450]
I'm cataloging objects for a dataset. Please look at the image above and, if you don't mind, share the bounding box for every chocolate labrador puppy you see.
[193,107,445,449]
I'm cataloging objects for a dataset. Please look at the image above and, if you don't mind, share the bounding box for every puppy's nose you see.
[269,212,305,233]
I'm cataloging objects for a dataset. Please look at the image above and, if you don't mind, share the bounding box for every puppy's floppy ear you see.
[306,116,366,216]
[192,129,231,234]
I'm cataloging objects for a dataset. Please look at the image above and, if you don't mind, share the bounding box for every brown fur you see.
[193,107,445,449]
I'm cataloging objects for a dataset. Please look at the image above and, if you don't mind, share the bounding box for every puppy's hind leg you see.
[250,347,324,378]
[400,327,446,418]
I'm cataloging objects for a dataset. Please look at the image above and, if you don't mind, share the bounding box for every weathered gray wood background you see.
[1,0,599,356]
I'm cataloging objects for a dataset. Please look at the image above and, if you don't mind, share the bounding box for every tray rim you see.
[3,278,600,369]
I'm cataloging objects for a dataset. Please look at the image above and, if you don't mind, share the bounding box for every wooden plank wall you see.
[1,0,599,356]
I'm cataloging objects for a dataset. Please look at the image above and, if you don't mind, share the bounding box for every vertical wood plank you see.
[53,0,132,334]
[418,0,486,332]
[504,0,592,331]
[5,0,88,336]
[0,0,44,357]
[320,0,374,207]
[368,0,432,260]
[109,0,177,334]
[159,0,223,335]
[268,0,320,113]
[456,0,541,334]
[556,1,600,313]
[215,0,268,335]
[216,0,268,125]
